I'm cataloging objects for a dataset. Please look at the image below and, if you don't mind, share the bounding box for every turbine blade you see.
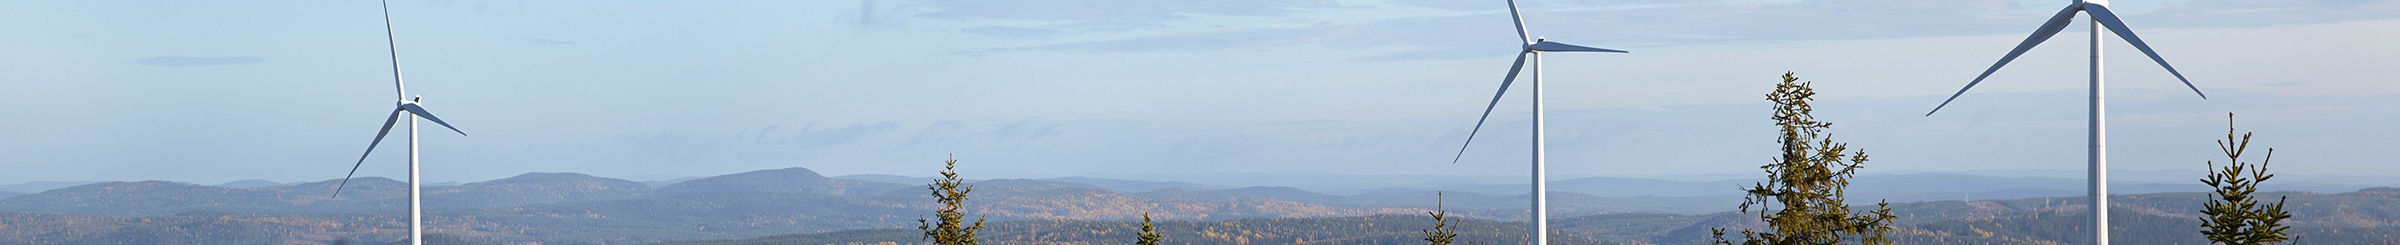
[1454,52,1529,163]
[334,110,404,198]
[2085,4,2207,99]
[401,103,468,136]
[1528,41,1628,53]
[1928,4,2080,116]
[1505,0,1529,43]
[383,0,405,100]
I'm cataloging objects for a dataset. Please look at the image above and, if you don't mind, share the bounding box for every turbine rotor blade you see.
[1454,52,1530,163]
[383,0,405,100]
[1528,41,1628,53]
[2085,4,2207,99]
[1928,4,2081,116]
[1505,0,1529,43]
[400,103,468,136]
[334,109,405,198]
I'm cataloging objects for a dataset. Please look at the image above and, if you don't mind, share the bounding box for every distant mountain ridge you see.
[4,169,2334,218]
[213,179,284,188]
[430,172,652,208]
[0,181,102,193]
[0,167,1432,243]
[1,170,2370,200]
[2,166,2395,244]
[659,167,908,196]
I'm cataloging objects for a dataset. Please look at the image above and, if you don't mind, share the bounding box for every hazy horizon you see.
[15,165,2397,197]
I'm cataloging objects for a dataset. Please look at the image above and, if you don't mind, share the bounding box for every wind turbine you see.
[1451,0,1625,244]
[329,1,468,244]
[1924,0,2206,244]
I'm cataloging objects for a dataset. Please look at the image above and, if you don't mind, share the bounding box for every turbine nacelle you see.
[333,97,467,198]
[2066,0,2105,10]
[1456,1,1626,164]
[1527,40,1628,53]
[1924,0,2204,116]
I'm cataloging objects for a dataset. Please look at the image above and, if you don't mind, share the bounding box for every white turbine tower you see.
[1924,0,2205,244]
[1451,0,1625,244]
[330,1,468,244]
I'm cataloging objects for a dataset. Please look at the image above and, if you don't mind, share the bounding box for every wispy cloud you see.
[904,119,1065,148]
[855,0,912,29]
[914,0,1337,24]
[134,56,264,67]
[973,0,2400,58]
[749,122,905,149]
[521,38,579,45]
[1388,0,1719,11]
[970,0,2027,54]
[906,0,1339,38]
[986,22,1346,53]
[960,26,1065,38]
[2147,0,2400,28]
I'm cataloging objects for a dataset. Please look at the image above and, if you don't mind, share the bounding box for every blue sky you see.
[2,0,2397,184]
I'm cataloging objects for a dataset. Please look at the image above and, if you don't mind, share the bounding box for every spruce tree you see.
[1137,212,1163,245]
[2201,113,2293,245]
[918,155,986,245]
[1713,72,1897,245]
[1421,192,1459,245]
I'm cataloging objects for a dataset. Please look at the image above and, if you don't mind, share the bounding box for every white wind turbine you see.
[1451,0,1625,244]
[1924,0,2206,244]
[329,1,469,244]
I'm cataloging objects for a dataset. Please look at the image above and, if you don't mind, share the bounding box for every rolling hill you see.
[2,167,2396,244]
[0,167,1412,244]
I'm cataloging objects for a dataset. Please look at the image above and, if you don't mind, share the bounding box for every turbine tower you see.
[1451,0,1625,244]
[1924,0,2206,244]
[330,1,468,244]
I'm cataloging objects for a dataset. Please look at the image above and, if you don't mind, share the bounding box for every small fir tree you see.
[1421,192,1459,245]
[918,155,986,245]
[2200,113,2294,245]
[1713,72,1897,245]
[1137,212,1163,245]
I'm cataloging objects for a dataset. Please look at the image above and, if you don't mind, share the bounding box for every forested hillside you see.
[669,188,2400,244]
[3,167,2395,244]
